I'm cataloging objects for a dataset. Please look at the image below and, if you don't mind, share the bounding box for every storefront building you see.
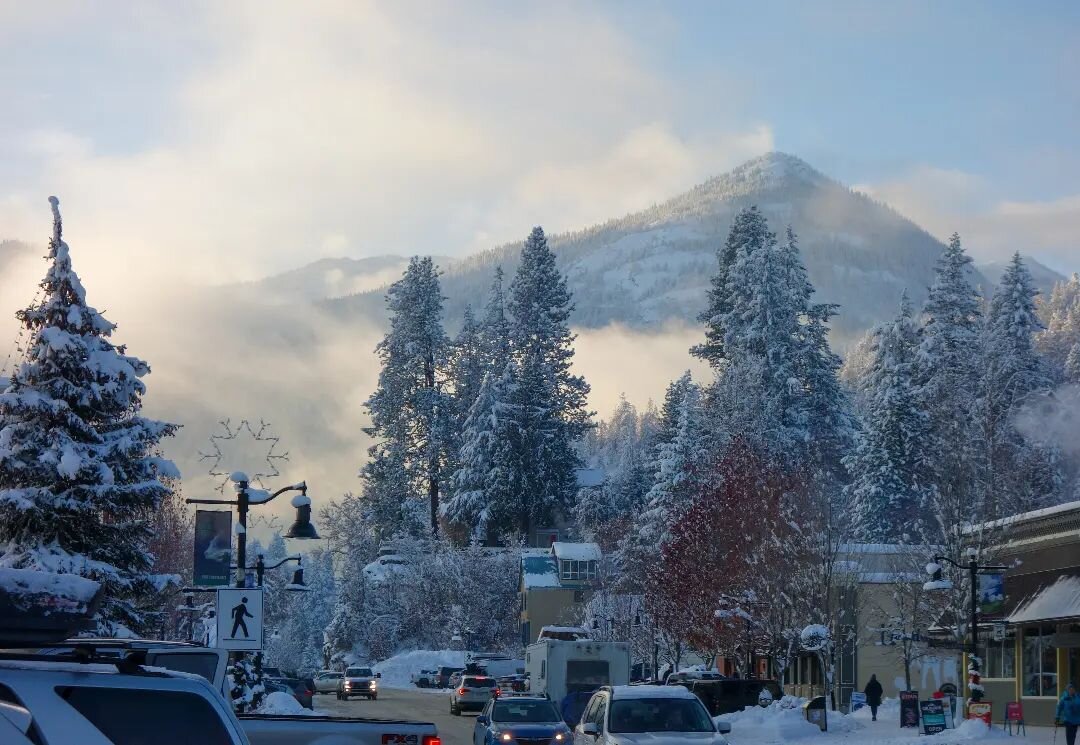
[975,500,1080,726]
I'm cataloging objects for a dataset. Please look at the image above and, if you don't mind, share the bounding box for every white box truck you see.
[525,638,630,705]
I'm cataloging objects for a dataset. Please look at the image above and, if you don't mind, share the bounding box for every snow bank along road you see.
[319,686,474,745]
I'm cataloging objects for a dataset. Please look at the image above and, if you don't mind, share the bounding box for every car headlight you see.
[554,733,565,741]
[498,732,513,743]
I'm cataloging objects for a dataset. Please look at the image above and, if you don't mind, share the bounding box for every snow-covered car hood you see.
[607,733,725,745]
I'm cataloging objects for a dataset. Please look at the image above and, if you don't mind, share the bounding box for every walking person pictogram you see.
[230,596,253,638]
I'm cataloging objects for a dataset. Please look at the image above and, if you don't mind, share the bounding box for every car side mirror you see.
[582,723,599,737]
[376,672,382,678]
[476,716,489,726]
[716,722,732,734]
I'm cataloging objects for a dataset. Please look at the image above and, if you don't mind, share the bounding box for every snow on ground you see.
[257,691,319,715]
[371,649,465,691]
[719,698,1057,745]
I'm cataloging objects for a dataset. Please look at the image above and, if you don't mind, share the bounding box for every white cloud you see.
[856,166,1080,272]
[1,2,769,292]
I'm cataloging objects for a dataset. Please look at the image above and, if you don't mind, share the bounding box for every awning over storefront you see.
[1007,572,1080,624]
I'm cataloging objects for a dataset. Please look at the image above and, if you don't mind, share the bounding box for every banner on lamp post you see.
[978,573,1005,614]
[194,510,232,587]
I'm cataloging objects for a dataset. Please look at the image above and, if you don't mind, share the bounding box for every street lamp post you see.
[186,472,319,710]
[923,548,1007,702]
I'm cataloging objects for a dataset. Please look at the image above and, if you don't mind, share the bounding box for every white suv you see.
[450,675,496,715]
[573,685,731,745]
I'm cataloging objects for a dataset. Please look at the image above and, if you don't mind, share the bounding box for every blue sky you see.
[1,1,1077,281]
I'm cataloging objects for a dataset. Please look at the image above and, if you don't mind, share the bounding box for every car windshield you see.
[608,699,715,733]
[346,667,373,677]
[492,700,560,723]
[465,677,495,688]
[323,672,342,679]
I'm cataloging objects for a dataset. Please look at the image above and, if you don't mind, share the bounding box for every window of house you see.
[559,559,598,581]
[1022,626,1057,696]
[979,636,1016,679]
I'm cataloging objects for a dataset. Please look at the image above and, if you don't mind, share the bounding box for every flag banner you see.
[194,510,232,587]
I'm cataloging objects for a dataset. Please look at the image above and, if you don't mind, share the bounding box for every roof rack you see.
[0,645,159,675]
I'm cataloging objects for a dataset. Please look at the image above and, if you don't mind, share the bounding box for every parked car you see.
[436,665,465,689]
[338,665,380,700]
[450,675,497,715]
[473,695,571,745]
[270,676,314,709]
[314,670,343,694]
[412,668,438,688]
[689,679,784,716]
[497,674,527,693]
[573,685,731,745]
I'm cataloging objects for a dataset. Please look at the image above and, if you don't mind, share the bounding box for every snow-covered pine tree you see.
[785,227,854,483]
[444,369,506,541]
[509,228,591,440]
[480,267,513,378]
[714,218,819,465]
[363,256,452,537]
[1034,273,1080,382]
[692,206,771,368]
[504,227,592,536]
[846,292,931,542]
[635,379,706,550]
[574,396,648,540]
[916,233,984,541]
[0,197,179,635]
[449,305,486,423]
[977,253,1055,517]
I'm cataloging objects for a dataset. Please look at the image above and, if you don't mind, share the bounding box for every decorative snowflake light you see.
[199,419,289,492]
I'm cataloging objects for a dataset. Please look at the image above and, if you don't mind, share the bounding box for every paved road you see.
[316,686,478,745]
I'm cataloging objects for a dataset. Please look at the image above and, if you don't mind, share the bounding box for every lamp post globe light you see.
[923,550,1006,703]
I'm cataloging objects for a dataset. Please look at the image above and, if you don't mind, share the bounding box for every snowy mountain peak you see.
[658,152,834,220]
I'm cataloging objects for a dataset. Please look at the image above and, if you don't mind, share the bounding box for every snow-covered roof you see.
[1007,574,1080,624]
[966,499,1080,533]
[609,685,696,700]
[522,554,559,589]
[552,542,602,562]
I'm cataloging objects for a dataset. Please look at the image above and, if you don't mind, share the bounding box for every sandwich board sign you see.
[216,588,263,651]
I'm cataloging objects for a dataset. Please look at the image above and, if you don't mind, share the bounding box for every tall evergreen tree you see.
[450,305,486,422]
[444,369,505,540]
[480,267,513,377]
[500,227,592,537]
[916,233,984,539]
[363,256,452,537]
[846,293,931,541]
[0,197,178,634]
[977,253,1054,516]
[693,206,771,367]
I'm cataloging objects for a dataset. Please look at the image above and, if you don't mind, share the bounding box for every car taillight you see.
[422,737,441,745]
[457,687,467,695]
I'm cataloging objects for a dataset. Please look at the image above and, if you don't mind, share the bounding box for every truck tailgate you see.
[239,713,437,745]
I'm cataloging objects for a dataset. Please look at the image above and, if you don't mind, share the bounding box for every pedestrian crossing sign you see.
[216,588,264,650]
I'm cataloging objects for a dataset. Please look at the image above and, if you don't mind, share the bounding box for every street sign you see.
[216,588,263,651]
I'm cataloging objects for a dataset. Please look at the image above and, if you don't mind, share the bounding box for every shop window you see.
[1022,626,1057,696]
[979,637,1016,679]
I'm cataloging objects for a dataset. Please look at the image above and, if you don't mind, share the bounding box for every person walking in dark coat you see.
[864,674,884,721]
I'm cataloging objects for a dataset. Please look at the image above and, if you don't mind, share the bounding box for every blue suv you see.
[474,695,572,745]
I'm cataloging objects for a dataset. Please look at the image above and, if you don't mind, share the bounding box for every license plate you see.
[382,736,419,745]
